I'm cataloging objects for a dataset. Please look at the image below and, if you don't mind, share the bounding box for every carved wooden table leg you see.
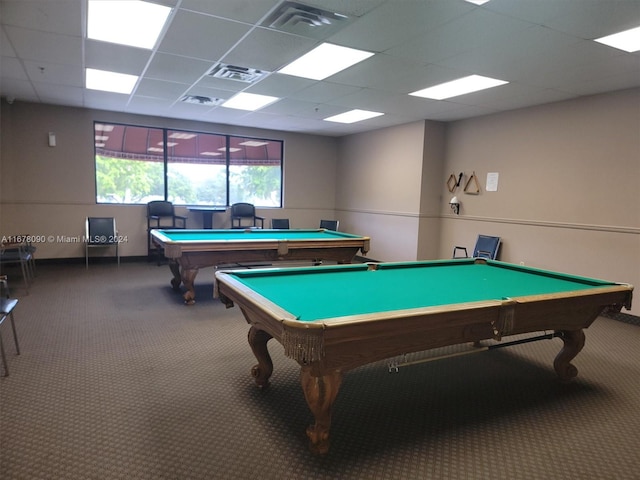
[247,326,274,389]
[181,268,199,305]
[300,367,343,455]
[553,329,586,381]
[168,260,182,290]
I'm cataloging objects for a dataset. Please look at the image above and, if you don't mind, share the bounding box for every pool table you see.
[215,258,633,454]
[150,228,370,304]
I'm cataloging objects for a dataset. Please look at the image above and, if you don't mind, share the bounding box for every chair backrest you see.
[319,219,339,231]
[473,235,501,260]
[86,217,117,245]
[271,218,290,229]
[147,201,175,217]
[231,203,256,218]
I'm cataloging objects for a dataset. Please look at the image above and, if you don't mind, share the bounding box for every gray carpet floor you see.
[1,261,638,479]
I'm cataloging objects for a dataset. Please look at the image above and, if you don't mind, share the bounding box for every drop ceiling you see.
[1,0,639,137]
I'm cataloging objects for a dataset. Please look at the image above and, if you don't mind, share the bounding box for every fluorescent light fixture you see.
[199,151,222,156]
[218,147,242,153]
[87,0,172,49]
[279,43,374,80]
[464,0,491,5]
[86,68,138,94]
[94,124,114,132]
[409,75,508,100]
[594,25,640,52]
[324,109,384,124]
[221,92,279,111]
[239,140,269,147]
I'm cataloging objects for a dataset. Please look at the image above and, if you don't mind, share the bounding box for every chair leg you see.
[0,328,8,376]
[9,312,20,355]
[19,260,30,295]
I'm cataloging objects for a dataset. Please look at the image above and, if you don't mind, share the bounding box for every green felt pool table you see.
[215,258,633,454]
[150,228,370,304]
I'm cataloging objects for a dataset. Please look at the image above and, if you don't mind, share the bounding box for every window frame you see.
[93,121,284,207]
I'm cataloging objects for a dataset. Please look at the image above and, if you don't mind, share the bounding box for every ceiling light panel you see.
[409,75,508,100]
[324,109,384,123]
[594,25,640,52]
[279,43,374,80]
[221,92,280,111]
[87,0,172,49]
[86,68,138,94]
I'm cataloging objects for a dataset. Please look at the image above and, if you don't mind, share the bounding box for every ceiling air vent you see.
[262,1,352,39]
[180,95,223,106]
[207,64,268,83]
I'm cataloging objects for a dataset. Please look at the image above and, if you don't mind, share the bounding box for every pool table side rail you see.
[150,229,370,259]
[150,228,368,243]
[215,271,632,371]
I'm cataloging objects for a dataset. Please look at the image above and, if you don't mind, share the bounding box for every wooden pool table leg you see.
[300,367,343,455]
[553,329,585,381]
[168,260,198,304]
[180,268,199,305]
[247,326,274,389]
[168,260,182,290]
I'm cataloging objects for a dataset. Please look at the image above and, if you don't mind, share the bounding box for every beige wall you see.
[335,120,444,261]
[0,102,338,258]
[439,88,639,315]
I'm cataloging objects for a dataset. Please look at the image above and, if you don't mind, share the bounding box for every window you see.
[94,122,283,207]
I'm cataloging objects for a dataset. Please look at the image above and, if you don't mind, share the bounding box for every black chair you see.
[0,275,20,376]
[271,218,290,229]
[319,219,339,231]
[147,201,186,258]
[453,235,501,260]
[231,203,264,229]
[85,217,120,268]
[0,241,33,294]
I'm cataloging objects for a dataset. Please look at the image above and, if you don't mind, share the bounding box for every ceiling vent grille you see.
[180,95,223,106]
[262,1,351,39]
[207,64,268,83]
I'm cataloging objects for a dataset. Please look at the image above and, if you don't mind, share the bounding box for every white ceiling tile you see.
[157,10,252,62]
[221,28,317,72]
[4,25,82,65]
[1,28,16,57]
[33,82,83,105]
[288,81,363,103]
[145,53,212,84]
[23,59,82,87]
[179,0,280,24]
[245,73,315,97]
[0,77,38,101]
[328,54,434,91]
[329,0,471,52]
[83,90,130,110]
[0,0,82,36]
[85,40,152,76]
[0,56,28,80]
[135,78,192,99]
